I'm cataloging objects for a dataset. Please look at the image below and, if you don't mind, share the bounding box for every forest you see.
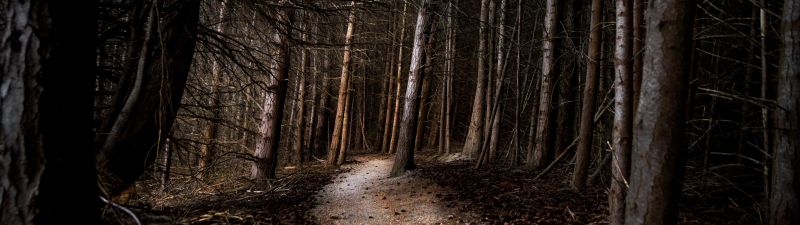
[1,0,799,224]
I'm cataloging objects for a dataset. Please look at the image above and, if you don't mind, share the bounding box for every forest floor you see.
[118,150,764,225]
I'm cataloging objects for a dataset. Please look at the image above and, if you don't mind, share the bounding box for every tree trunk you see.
[198,0,229,180]
[327,1,357,166]
[463,0,490,158]
[769,0,800,224]
[97,0,201,195]
[609,0,633,223]
[294,45,308,167]
[389,2,409,154]
[337,80,353,165]
[624,0,695,224]
[313,52,331,156]
[391,0,432,177]
[251,2,292,180]
[0,0,98,223]
[632,0,644,110]
[529,0,559,170]
[572,0,604,192]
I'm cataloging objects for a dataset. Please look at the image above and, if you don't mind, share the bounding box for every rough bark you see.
[252,2,292,180]
[769,0,800,224]
[609,0,633,223]
[624,0,695,224]
[1,0,98,223]
[573,0,602,190]
[391,0,432,177]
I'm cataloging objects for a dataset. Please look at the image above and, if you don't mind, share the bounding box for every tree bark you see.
[463,0,490,158]
[1,0,98,223]
[632,0,644,110]
[388,2,409,154]
[391,0,432,177]
[327,1,357,166]
[624,0,695,224]
[252,2,292,180]
[609,0,633,223]
[769,0,800,224]
[529,0,559,170]
[574,0,602,191]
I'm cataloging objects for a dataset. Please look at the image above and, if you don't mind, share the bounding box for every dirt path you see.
[310,155,474,224]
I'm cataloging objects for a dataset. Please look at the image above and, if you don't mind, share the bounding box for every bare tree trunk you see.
[529,0,559,170]
[445,0,457,155]
[624,0,695,223]
[326,1,357,166]
[161,138,173,191]
[769,0,800,224]
[337,80,353,165]
[575,0,601,190]
[389,2,409,154]
[609,0,633,223]
[415,76,432,153]
[760,0,772,201]
[252,2,293,180]
[391,0,432,177]
[199,0,229,179]
[463,0,490,158]
[632,0,644,110]
[382,22,397,154]
[97,0,201,195]
[294,40,308,167]
[313,53,331,156]
[0,0,98,223]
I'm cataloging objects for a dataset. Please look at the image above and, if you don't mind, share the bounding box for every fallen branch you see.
[533,138,578,181]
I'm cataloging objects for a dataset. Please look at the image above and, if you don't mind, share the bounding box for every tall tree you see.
[390,0,433,177]
[388,1,409,154]
[624,0,695,224]
[609,0,634,224]
[573,0,602,191]
[463,0,490,158]
[96,0,202,195]
[327,1,357,166]
[198,0,230,179]
[528,0,559,170]
[0,0,98,223]
[252,1,293,179]
[769,0,800,224]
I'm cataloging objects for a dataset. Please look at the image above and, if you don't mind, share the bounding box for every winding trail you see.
[310,155,474,224]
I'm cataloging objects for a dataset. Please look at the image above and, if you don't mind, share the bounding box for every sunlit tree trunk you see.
[391,0,432,177]
[252,1,293,179]
[326,1,357,166]
[624,0,695,224]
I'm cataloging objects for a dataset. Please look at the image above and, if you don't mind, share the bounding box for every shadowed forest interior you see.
[1,0,799,224]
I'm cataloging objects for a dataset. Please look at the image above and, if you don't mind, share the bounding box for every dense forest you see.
[1,0,798,224]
